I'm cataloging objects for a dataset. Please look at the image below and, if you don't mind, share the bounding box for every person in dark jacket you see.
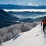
[41,17,46,32]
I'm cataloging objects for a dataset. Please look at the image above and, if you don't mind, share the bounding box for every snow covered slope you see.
[2,24,46,46]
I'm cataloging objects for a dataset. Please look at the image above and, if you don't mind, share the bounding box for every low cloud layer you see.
[4,9,46,12]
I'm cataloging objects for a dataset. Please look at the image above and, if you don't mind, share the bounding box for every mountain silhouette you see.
[0,4,46,9]
[0,9,19,28]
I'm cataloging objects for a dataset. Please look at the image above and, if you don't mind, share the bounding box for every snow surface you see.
[2,24,46,46]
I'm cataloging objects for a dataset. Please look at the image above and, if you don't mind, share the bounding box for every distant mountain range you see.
[8,11,46,15]
[20,17,43,23]
[0,4,46,9]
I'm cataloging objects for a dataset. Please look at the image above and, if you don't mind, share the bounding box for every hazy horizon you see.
[0,0,46,6]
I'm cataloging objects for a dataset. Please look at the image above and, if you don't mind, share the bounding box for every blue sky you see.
[0,0,46,5]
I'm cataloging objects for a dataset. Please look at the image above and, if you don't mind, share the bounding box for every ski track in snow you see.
[2,24,46,46]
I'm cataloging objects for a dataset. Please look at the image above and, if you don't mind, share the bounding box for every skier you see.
[41,17,46,32]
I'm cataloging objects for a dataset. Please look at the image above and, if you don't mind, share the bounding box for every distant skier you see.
[41,17,46,32]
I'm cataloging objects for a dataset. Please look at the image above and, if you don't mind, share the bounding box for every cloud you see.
[4,9,46,12]
[28,3,38,6]
[33,3,38,6]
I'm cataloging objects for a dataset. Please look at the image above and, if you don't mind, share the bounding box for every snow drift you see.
[2,24,46,46]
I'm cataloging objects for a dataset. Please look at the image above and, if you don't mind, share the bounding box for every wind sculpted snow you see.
[2,24,46,46]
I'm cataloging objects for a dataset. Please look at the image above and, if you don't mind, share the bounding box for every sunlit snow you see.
[2,24,46,46]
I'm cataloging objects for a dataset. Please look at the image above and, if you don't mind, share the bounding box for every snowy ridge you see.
[2,24,46,46]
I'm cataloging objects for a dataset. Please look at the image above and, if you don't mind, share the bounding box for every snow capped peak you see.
[28,3,33,6]
[2,24,46,46]
[28,3,38,6]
